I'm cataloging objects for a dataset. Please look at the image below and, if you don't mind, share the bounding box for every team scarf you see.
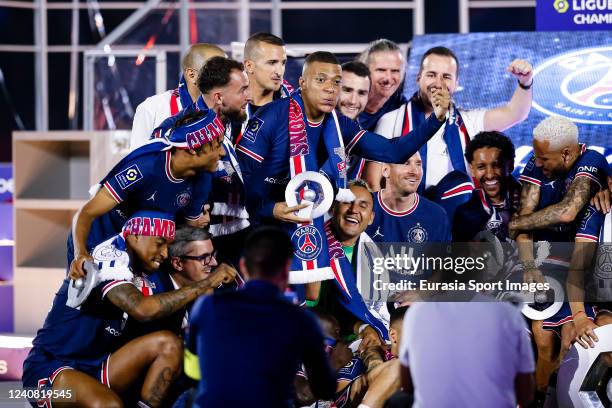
[475,178,521,240]
[170,75,195,116]
[287,91,354,284]
[403,93,471,192]
[325,221,388,340]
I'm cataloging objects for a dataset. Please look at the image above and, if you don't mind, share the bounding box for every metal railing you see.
[459,0,535,33]
[0,0,425,131]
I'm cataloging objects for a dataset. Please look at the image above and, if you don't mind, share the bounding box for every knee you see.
[155,330,183,358]
[595,312,612,326]
[535,339,556,360]
[88,392,123,408]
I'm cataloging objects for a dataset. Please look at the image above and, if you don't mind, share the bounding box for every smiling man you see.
[372,46,533,192]
[357,39,407,131]
[23,211,236,408]
[365,152,451,243]
[338,61,371,120]
[452,131,521,242]
[236,51,449,286]
[338,61,371,181]
[308,180,388,347]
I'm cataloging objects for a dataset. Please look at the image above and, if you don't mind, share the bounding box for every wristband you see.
[572,310,586,319]
[358,323,369,335]
[518,79,533,90]
[520,260,537,271]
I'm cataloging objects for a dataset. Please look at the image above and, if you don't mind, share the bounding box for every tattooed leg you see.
[107,330,183,407]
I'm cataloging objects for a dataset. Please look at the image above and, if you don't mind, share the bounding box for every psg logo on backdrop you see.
[532,46,612,125]
[292,225,323,261]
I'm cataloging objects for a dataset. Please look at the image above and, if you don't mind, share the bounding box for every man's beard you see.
[220,108,247,124]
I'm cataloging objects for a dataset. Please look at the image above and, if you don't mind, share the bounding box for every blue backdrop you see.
[404,31,612,174]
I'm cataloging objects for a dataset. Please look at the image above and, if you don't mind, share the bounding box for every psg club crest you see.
[407,223,428,243]
[176,190,191,207]
[292,225,323,261]
[532,46,612,125]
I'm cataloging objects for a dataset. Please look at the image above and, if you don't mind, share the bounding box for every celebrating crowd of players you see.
[21,33,612,408]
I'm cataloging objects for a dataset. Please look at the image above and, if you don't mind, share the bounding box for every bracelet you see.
[358,323,369,335]
[520,260,537,271]
[518,79,533,90]
[572,310,586,319]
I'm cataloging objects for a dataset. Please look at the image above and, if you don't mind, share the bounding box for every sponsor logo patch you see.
[242,117,264,143]
[115,164,143,190]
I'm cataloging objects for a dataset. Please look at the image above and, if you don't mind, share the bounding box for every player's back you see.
[190,280,327,408]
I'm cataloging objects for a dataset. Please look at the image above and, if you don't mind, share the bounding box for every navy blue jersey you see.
[156,100,249,237]
[576,205,606,242]
[70,142,211,261]
[29,235,136,364]
[518,146,609,244]
[186,280,335,407]
[358,89,407,131]
[236,96,443,222]
[365,192,451,243]
[452,180,521,242]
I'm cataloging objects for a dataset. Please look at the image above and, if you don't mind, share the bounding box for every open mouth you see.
[483,180,499,187]
[344,215,360,225]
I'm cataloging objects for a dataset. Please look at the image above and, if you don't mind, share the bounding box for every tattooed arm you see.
[360,345,385,372]
[513,182,543,283]
[510,177,594,231]
[106,267,236,322]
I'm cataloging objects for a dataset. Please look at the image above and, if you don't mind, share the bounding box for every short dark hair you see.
[464,131,516,164]
[169,226,213,258]
[389,306,408,328]
[342,61,370,79]
[244,32,285,60]
[244,226,293,278]
[305,51,340,67]
[198,56,244,94]
[418,46,460,78]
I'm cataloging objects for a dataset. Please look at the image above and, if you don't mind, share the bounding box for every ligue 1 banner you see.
[536,0,612,30]
[404,31,612,176]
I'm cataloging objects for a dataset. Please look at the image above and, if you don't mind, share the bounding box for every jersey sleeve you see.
[100,157,150,204]
[576,205,604,242]
[518,154,543,187]
[236,108,279,219]
[342,114,444,164]
[574,152,607,190]
[94,256,135,299]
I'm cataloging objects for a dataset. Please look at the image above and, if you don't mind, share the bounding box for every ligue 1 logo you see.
[532,46,612,125]
[553,0,569,13]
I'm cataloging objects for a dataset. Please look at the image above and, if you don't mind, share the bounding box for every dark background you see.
[0,0,536,162]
